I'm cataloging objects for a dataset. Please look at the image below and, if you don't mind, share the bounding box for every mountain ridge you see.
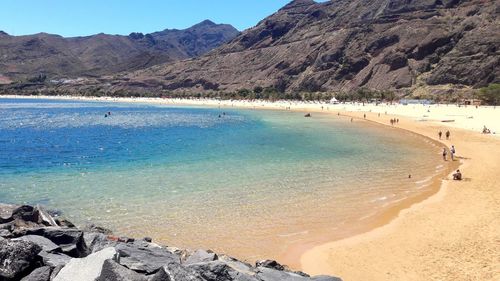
[0,20,239,81]
[117,0,498,94]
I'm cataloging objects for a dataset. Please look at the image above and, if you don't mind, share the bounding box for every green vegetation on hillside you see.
[478,84,500,105]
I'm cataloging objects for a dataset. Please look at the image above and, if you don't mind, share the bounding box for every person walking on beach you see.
[446,130,450,140]
[450,145,456,161]
[438,131,442,139]
[442,148,448,161]
[364,114,366,119]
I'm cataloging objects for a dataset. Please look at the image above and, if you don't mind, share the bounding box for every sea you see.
[0,98,447,262]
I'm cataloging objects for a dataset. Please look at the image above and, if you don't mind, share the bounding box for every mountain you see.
[119,0,499,93]
[0,20,239,81]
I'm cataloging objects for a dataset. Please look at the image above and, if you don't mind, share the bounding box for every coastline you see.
[2,95,499,280]
[299,112,500,280]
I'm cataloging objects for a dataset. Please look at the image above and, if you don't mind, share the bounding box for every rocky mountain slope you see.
[120,0,499,93]
[0,20,239,82]
[0,203,341,281]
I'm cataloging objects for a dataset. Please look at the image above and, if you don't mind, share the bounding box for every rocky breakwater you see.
[0,203,342,281]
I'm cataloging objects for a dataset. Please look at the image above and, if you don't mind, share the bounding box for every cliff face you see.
[0,21,239,81]
[125,0,499,93]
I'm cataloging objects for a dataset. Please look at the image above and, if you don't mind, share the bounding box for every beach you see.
[2,95,499,280]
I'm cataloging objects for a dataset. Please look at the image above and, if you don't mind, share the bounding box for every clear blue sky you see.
[0,0,323,37]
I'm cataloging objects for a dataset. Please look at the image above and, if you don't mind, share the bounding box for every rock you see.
[142,237,152,243]
[149,262,205,281]
[120,237,135,243]
[24,227,87,257]
[311,276,343,281]
[54,218,75,228]
[0,203,18,223]
[184,249,218,265]
[82,223,113,235]
[53,247,117,281]
[255,260,285,271]
[49,265,64,280]
[218,255,254,275]
[13,235,61,253]
[0,238,42,280]
[83,232,117,253]
[39,252,72,267]
[0,228,13,238]
[34,205,58,227]
[11,205,37,222]
[21,266,52,281]
[186,261,229,280]
[115,241,180,274]
[96,259,147,281]
[256,267,310,281]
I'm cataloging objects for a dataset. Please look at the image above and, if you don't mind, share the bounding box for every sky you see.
[0,0,326,37]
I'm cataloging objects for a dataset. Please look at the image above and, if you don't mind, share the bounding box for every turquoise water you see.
[0,98,443,260]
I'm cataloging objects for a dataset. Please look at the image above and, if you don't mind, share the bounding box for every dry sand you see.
[2,95,499,280]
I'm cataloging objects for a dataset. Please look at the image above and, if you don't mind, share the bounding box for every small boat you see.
[304,113,311,117]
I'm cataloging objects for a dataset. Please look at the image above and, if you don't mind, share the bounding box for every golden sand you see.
[300,111,500,281]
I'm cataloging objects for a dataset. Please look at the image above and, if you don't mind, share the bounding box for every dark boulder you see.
[184,249,218,265]
[256,266,311,281]
[150,262,205,281]
[20,266,52,281]
[255,260,285,271]
[84,232,118,253]
[38,252,72,267]
[96,259,147,281]
[0,238,42,280]
[24,227,87,257]
[13,235,60,253]
[11,205,38,222]
[115,241,180,274]
[188,260,258,281]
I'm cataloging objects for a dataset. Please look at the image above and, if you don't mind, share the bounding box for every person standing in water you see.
[442,148,447,161]
[450,145,456,161]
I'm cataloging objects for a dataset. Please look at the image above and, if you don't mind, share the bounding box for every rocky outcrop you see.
[0,204,342,280]
[116,0,498,93]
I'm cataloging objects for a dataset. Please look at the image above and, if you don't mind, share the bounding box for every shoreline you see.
[2,95,499,280]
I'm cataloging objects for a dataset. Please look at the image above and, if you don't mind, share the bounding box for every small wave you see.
[370,196,388,202]
[415,176,433,185]
[358,212,377,221]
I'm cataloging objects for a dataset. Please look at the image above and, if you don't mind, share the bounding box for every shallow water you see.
[0,98,442,261]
